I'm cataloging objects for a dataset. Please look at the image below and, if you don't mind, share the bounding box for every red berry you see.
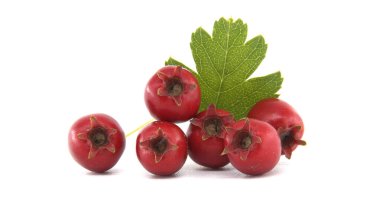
[223,118,281,175]
[247,98,306,159]
[68,114,125,173]
[144,65,201,122]
[136,121,187,176]
[187,104,234,168]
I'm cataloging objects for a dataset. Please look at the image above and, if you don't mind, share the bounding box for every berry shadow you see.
[185,163,285,179]
[184,164,239,178]
[146,172,182,180]
[85,168,122,176]
[241,167,283,179]
[193,165,234,172]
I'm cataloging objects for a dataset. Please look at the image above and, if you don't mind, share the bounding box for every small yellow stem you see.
[125,119,155,138]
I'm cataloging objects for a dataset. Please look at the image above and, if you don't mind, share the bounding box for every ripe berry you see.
[68,114,125,173]
[136,121,187,176]
[248,98,306,159]
[187,104,234,168]
[144,65,201,122]
[223,118,281,175]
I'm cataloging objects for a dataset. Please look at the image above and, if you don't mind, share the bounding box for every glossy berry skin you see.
[144,66,201,123]
[68,114,125,173]
[248,98,306,159]
[136,121,187,176]
[224,118,281,175]
[187,104,234,168]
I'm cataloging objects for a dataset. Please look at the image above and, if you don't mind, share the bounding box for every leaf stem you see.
[125,119,155,138]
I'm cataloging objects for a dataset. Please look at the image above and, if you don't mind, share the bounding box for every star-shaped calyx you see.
[222,119,262,160]
[139,128,178,163]
[76,116,117,159]
[278,126,306,159]
[190,104,234,141]
[156,66,196,106]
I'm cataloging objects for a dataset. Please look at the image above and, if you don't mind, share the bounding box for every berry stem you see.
[125,119,155,138]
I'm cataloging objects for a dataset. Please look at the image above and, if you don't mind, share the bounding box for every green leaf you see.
[165,18,283,119]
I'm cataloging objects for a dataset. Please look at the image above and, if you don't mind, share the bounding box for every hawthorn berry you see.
[187,104,234,168]
[68,114,125,173]
[248,98,306,159]
[223,118,281,175]
[136,121,187,176]
[144,65,201,122]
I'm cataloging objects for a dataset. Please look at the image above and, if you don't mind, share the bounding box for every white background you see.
[1,0,379,204]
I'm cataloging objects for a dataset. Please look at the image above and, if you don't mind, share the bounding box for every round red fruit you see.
[136,121,187,176]
[187,104,234,168]
[248,98,306,159]
[68,114,125,173]
[144,65,201,122]
[224,118,281,175]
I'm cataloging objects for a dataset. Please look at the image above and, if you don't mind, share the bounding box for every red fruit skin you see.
[187,107,233,169]
[188,129,228,168]
[136,121,187,176]
[68,114,125,173]
[247,98,304,158]
[225,119,281,175]
[144,66,201,122]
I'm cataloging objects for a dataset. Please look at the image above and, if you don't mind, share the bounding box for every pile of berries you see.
[69,66,306,176]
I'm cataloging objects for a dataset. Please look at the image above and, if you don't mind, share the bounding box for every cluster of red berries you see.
[69,65,306,176]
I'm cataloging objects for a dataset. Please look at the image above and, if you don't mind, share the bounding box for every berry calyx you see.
[248,98,306,159]
[278,126,306,158]
[223,118,281,175]
[190,104,234,140]
[139,128,178,163]
[76,116,117,159]
[187,104,234,168]
[69,114,125,173]
[88,127,109,147]
[145,66,201,122]
[156,66,196,106]
[136,121,187,176]
[223,119,262,161]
